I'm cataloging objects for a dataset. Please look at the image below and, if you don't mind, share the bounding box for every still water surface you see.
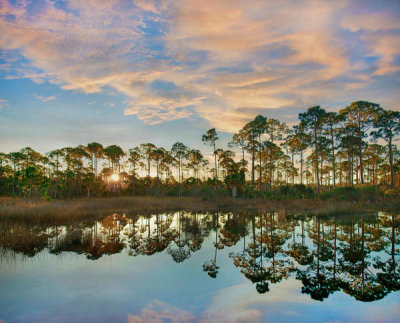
[0,211,399,322]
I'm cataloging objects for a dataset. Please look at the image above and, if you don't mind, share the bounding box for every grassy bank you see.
[0,196,398,224]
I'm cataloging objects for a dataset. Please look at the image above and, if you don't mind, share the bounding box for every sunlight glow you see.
[110,173,120,182]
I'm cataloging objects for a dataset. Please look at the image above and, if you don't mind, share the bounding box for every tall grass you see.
[0,196,397,225]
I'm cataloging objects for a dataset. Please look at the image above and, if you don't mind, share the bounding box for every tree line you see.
[0,100,399,199]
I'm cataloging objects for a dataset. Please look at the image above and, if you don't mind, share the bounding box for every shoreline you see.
[0,196,398,224]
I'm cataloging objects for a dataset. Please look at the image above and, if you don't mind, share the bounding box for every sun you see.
[110,173,119,182]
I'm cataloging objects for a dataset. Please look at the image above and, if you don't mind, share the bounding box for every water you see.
[0,211,399,322]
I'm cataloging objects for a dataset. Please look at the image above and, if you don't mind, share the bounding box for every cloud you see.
[124,101,193,125]
[341,13,400,32]
[126,284,310,323]
[362,33,400,76]
[128,299,195,323]
[133,0,163,14]
[123,80,206,124]
[199,280,310,323]
[340,12,400,76]
[0,98,7,110]
[34,95,56,102]
[198,279,400,323]
[0,0,399,132]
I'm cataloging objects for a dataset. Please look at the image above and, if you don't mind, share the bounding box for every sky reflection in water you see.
[0,211,399,322]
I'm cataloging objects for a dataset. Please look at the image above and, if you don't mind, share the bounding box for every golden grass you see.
[0,196,397,225]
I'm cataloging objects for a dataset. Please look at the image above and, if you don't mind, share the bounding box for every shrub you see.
[384,188,400,198]
[273,184,314,200]
[321,185,382,202]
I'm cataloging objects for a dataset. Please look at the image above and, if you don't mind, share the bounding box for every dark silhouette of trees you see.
[48,149,64,198]
[171,142,188,197]
[202,128,219,180]
[103,145,125,172]
[339,101,380,185]
[229,128,248,172]
[0,102,399,198]
[249,115,267,190]
[371,109,400,188]
[323,112,341,187]
[128,147,141,196]
[299,106,327,195]
[86,142,103,177]
[140,143,156,178]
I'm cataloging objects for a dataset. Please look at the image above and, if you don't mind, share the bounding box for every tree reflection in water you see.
[0,211,398,302]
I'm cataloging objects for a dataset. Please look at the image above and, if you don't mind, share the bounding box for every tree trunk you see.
[320,155,323,189]
[388,136,395,189]
[132,166,135,196]
[358,132,364,184]
[347,153,350,186]
[300,150,303,185]
[94,154,98,177]
[314,128,320,194]
[232,184,237,198]
[291,152,294,185]
[178,157,182,197]
[269,144,273,192]
[356,157,359,185]
[156,161,160,196]
[12,162,16,194]
[251,139,255,185]
[259,135,262,191]
[242,147,245,170]
[55,159,59,199]
[213,143,217,180]
[372,164,375,186]
[330,128,336,186]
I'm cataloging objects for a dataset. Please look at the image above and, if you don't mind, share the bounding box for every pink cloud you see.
[128,299,195,323]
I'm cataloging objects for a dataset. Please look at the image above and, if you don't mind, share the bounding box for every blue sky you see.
[0,0,399,154]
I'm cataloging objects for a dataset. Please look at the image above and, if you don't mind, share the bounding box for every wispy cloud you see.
[0,0,399,132]
[0,98,7,110]
[34,94,56,102]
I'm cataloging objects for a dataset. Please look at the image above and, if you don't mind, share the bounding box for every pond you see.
[0,211,399,322]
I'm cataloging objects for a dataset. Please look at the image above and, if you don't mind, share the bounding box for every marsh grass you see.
[0,196,398,225]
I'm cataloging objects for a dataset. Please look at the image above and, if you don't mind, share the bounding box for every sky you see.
[0,0,399,155]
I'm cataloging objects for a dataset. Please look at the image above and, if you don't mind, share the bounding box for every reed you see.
[0,196,397,225]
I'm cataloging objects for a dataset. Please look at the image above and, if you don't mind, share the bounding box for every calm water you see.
[0,211,399,323]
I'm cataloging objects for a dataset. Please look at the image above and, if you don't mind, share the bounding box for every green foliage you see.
[321,186,357,201]
[20,166,49,198]
[274,184,315,200]
[224,170,245,187]
[384,188,400,198]
[320,186,383,202]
